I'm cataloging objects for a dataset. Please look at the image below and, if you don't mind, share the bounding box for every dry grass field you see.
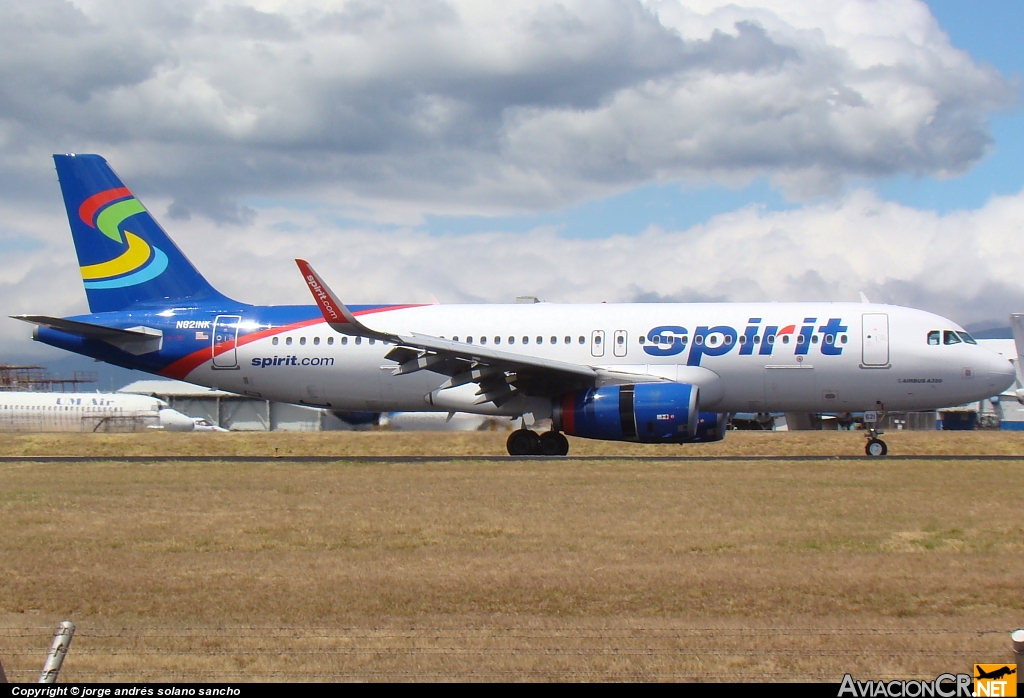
[2,427,1024,458]
[0,431,1022,682]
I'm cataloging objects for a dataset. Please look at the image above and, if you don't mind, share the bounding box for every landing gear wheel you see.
[556,432,569,456]
[507,429,539,456]
[538,431,569,456]
[865,438,888,457]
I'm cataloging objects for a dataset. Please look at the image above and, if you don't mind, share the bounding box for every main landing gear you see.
[507,429,570,456]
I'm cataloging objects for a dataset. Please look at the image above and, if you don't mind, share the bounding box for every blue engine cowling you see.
[552,383,725,443]
[691,411,727,442]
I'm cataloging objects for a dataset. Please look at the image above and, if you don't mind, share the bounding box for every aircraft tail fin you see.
[53,154,231,313]
[1009,313,1024,392]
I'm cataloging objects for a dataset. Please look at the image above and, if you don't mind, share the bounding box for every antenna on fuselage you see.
[859,292,870,304]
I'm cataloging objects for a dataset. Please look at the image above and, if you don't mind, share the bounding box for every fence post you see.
[1012,629,1024,667]
[38,621,75,684]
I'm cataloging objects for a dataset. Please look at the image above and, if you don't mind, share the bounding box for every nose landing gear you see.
[863,408,888,457]
[507,429,569,456]
[865,436,887,457]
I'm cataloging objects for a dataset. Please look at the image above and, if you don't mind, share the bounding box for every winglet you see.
[295,259,394,340]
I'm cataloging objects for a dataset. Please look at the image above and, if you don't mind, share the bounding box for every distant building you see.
[118,380,350,432]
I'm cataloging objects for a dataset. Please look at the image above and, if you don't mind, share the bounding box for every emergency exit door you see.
[212,315,241,369]
[861,313,889,367]
[613,330,628,357]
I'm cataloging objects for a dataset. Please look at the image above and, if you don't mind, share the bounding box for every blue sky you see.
[5,0,1024,384]
[419,0,1024,238]
[881,0,1024,211]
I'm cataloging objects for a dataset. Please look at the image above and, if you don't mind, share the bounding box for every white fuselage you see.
[0,392,194,432]
[185,302,1016,417]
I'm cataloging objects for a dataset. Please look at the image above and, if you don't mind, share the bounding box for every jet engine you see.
[552,383,726,443]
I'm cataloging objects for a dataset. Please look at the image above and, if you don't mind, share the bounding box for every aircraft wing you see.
[11,315,164,356]
[296,260,664,405]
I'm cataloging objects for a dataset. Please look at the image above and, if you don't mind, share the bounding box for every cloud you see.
[0,0,1013,220]
[8,184,1024,361]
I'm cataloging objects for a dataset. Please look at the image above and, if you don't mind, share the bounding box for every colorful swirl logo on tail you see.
[77,187,168,289]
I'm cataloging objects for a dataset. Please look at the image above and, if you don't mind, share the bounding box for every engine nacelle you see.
[553,383,723,443]
[691,411,727,442]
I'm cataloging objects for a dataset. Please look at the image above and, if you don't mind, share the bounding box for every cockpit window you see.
[927,331,940,346]
[956,332,977,345]
[943,330,962,345]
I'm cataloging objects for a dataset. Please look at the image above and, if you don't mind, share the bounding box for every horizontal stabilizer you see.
[12,315,163,355]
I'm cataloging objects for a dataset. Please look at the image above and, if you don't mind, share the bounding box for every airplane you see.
[975,666,1016,681]
[10,154,1017,456]
[0,390,195,432]
[1009,313,1024,404]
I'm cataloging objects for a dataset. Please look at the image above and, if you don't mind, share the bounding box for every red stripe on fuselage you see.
[78,187,132,227]
[561,393,576,435]
[158,305,424,381]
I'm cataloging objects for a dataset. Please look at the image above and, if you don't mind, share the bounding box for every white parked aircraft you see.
[0,391,195,432]
[13,154,1018,455]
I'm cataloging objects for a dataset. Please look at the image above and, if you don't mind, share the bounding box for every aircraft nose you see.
[988,354,1016,392]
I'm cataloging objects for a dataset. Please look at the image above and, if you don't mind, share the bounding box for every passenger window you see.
[694,335,704,345]
[522,337,529,345]
[341,337,348,345]
[272,337,279,345]
[564,336,571,344]
[327,337,334,345]
[494,336,501,345]
[927,331,940,345]
[753,335,760,344]
[300,337,306,345]
[578,336,585,344]
[943,330,962,345]
[617,335,624,345]
[811,335,819,344]
[766,335,775,345]
[537,336,544,344]
[453,336,459,342]
[355,337,362,345]
[480,337,487,345]
[550,336,557,344]
[369,338,375,345]
[508,337,515,345]
[467,336,473,344]
[957,332,977,345]
[286,337,293,345]
[840,335,847,344]
[313,337,320,346]
[639,336,646,345]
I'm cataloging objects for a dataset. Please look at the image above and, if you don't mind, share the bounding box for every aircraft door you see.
[591,330,606,358]
[613,330,628,357]
[861,313,890,367]
[212,315,241,369]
